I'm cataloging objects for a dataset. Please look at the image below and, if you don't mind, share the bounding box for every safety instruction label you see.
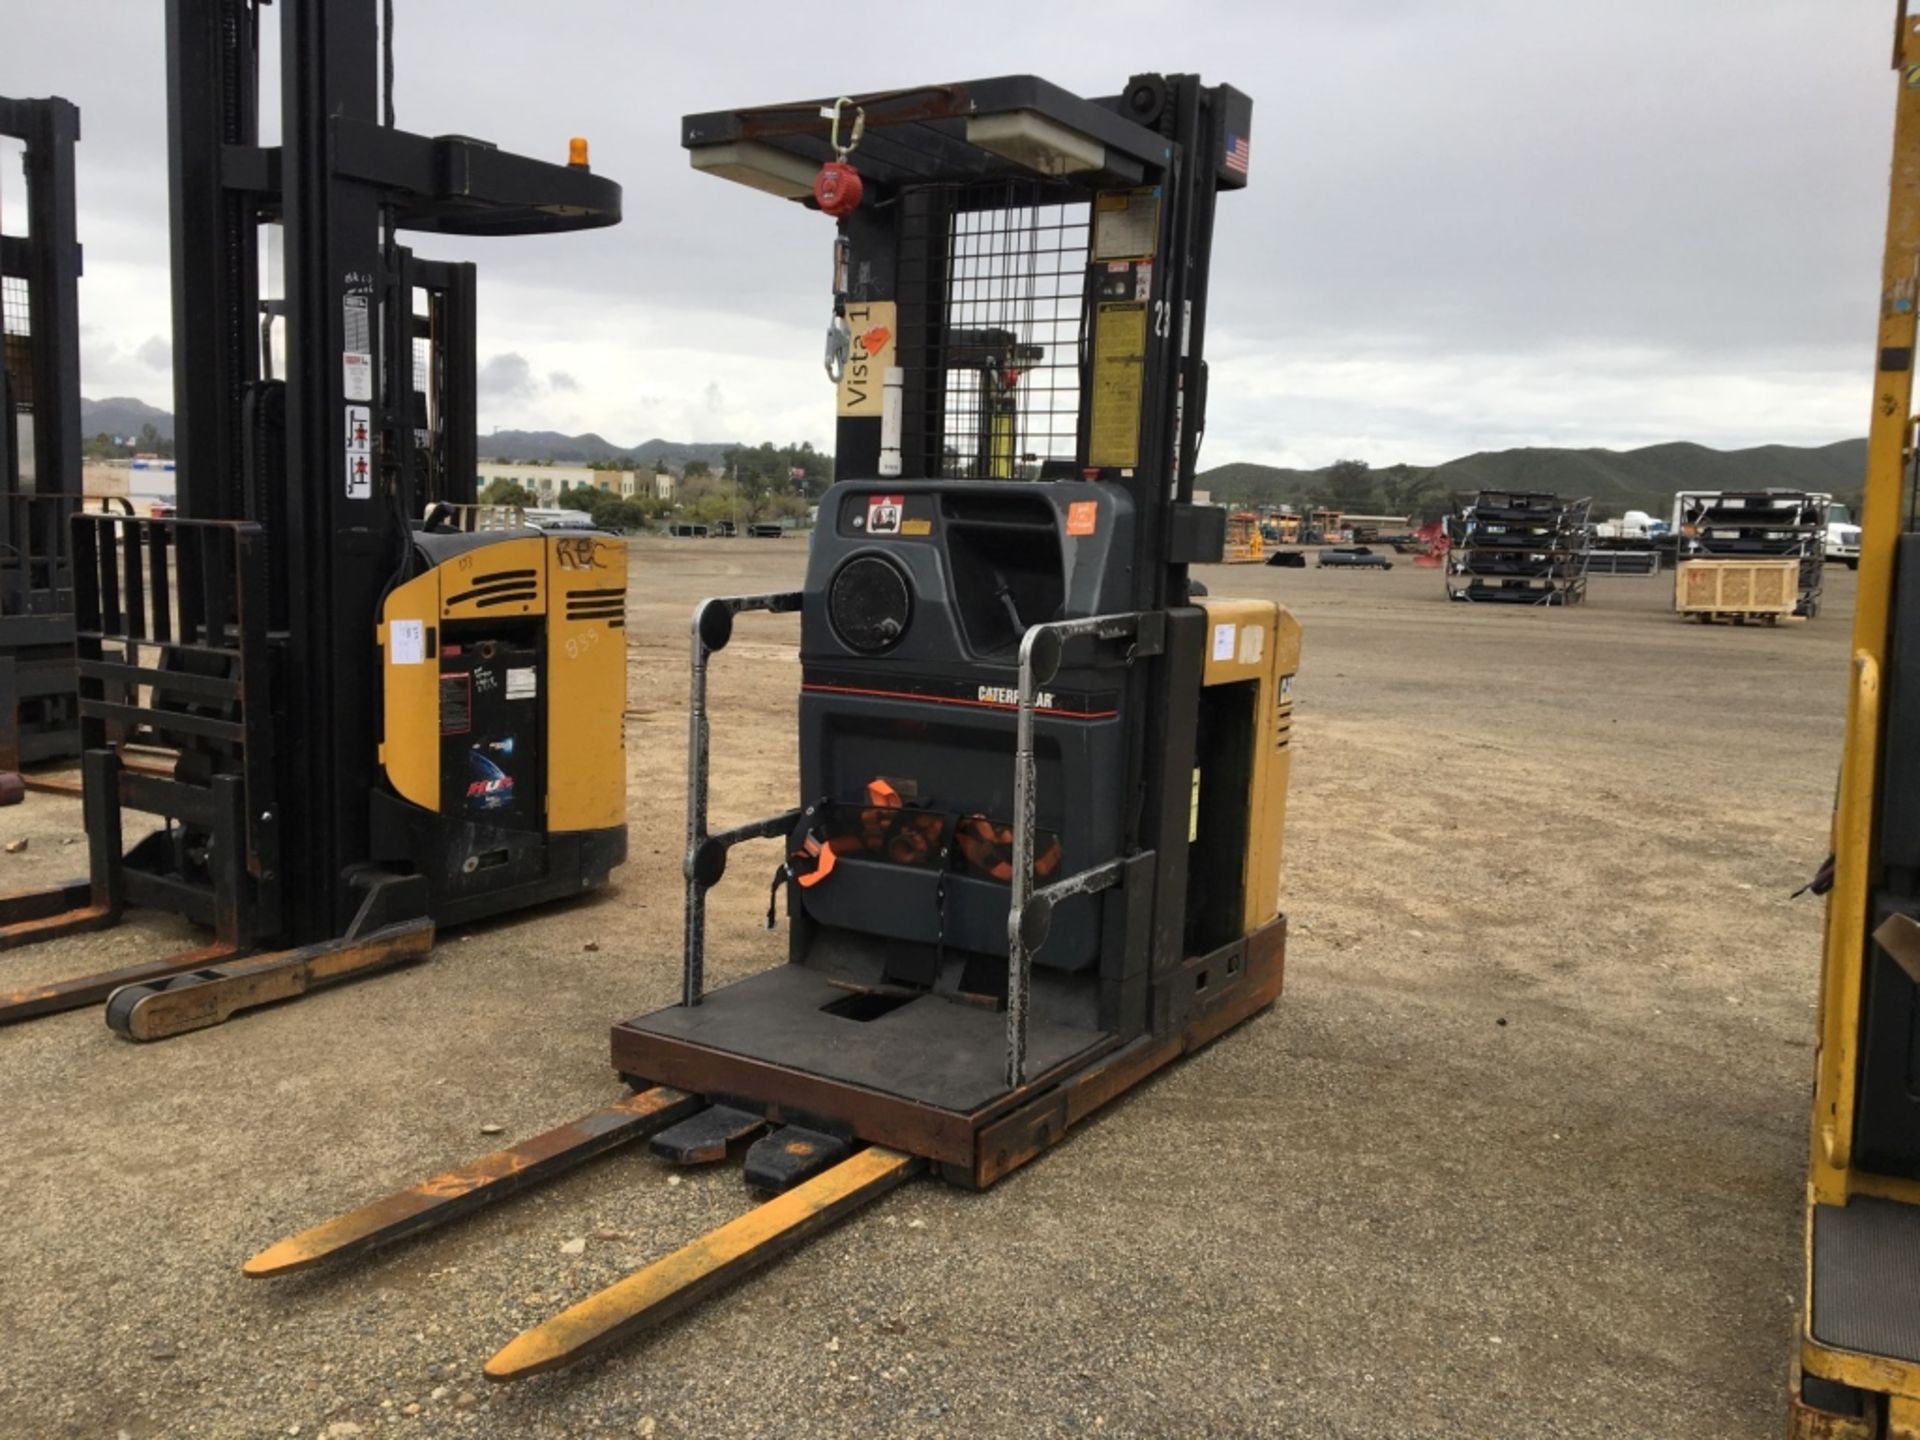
[345,452,372,500]
[345,404,372,454]
[1211,622,1237,662]
[389,619,425,666]
[866,494,905,535]
[1092,189,1160,262]
[506,667,537,701]
[1088,302,1147,469]
[1066,500,1098,537]
[837,300,897,418]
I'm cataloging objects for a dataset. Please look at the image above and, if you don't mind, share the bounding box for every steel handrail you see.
[1006,609,1156,1087]
[681,591,805,1005]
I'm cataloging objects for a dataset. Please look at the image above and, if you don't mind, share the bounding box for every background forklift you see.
[251,70,1301,1383]
[1791,6,1920,1435]
[0,94,89,786]
[0,0,630,1039]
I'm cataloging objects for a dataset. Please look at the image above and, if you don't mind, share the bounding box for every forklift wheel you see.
[103,982,156,1034]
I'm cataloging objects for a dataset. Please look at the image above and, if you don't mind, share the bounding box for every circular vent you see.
[828,554,913,655]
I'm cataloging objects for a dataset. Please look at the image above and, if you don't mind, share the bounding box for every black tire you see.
[1847,558,1859,571]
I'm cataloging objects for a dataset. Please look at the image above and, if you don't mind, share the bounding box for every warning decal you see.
[866,494,905,535]
[1088,302,1147,469]
[1066,500,1098,537]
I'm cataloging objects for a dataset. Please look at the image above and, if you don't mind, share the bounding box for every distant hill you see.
[77,399,1868,511]
[79,396,173,441]
[1199,439,1869,518]
[480,431,737,471]
[77,403,740,471]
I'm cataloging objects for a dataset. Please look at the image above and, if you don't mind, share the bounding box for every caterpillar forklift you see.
[1790,7,1920,1435]
[0,94,88,784]
[0,0,629,1038]
[248,72,1301,1383]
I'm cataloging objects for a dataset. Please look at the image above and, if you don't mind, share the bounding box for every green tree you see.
[1322,458,1376,511]
[558,486,651,533]
[479,477,536,507]
[1376,463,1444,522]
[682,459,712,481]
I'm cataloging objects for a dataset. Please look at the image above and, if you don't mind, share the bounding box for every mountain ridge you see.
[1197,438,1869,516]
[77,399,1868,508]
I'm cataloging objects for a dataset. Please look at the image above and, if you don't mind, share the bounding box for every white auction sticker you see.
[390,619,425,666]
[343,352,373,402]
[506,667,537,700]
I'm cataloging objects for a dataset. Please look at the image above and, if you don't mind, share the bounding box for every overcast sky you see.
[0,0,1899,467]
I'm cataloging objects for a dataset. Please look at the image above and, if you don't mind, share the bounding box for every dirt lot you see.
[0,537,1850,1439]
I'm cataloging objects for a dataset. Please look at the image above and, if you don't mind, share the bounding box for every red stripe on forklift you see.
[800,682,1118,720]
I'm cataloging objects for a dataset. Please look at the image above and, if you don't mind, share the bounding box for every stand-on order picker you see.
[1790,6,1920,1435]
[249,73,1301,1383]
[0,0,630,1039]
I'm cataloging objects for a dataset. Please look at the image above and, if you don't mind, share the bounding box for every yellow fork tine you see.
[485,1145,923,1382]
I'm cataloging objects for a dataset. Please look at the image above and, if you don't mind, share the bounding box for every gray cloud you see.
[5,0,1901,465]
[548,370,581,393]
[135,335,170,372]
[476,352,538,403]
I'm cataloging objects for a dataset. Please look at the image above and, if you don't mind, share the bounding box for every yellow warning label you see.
[837,300,897,417]
[1088,301,1147,469]
[900,518,932,536]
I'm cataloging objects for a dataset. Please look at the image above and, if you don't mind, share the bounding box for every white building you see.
[475,459,613,505]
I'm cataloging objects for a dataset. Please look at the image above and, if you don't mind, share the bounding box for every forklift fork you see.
[245,1087,922,1383]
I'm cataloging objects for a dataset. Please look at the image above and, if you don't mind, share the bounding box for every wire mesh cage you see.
[896,180,1089,481]
[2,273,31,411]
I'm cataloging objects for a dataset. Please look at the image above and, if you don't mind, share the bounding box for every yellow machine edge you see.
[1790,8,1920,1434]
[1196,597,1300,932]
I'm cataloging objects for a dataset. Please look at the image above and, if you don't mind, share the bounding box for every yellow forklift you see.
[1790,6,1920,1434]
[0,0,628,1038]
[247,71,1300,1381]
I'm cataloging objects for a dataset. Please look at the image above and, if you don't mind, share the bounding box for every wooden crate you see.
[1674,558,1799,619]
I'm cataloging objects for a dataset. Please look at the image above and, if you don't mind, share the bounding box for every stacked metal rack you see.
[1674,490,1824,618]
[1444,490,1592,605]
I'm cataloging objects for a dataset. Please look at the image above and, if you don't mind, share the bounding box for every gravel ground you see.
[0,538,1846,1438]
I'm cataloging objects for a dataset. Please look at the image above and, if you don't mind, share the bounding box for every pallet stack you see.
[1674,490,1824,619]
[1444,490,1592,605]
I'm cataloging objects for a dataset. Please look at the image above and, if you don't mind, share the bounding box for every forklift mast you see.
[0,95,85,772]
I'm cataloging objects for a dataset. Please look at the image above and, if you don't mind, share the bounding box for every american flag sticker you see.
[1224,132,1251,175]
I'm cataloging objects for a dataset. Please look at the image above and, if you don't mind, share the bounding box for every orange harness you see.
[768,782,1064,932]
[955,815,1061,883]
